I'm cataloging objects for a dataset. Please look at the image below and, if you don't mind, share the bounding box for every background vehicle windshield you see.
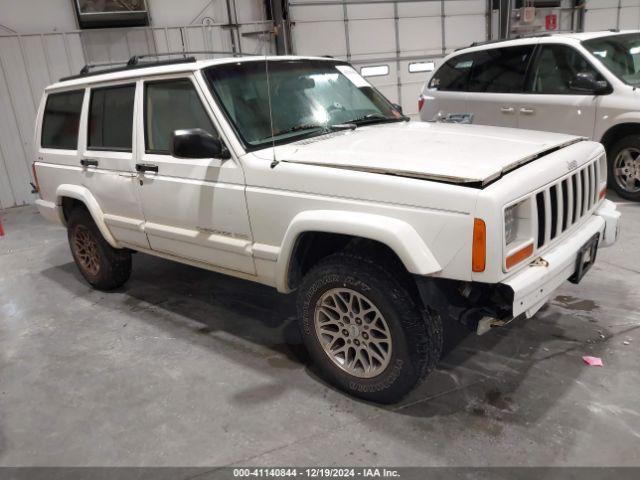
[204,60,401,150]
[584,33,640,85]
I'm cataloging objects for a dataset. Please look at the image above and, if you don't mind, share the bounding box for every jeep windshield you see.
[203,59,404,151]
[583,33,640,86]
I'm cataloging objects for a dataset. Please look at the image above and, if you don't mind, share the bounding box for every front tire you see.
[608,135,640,201]
[297,253,442,404]
[67,207,132,290]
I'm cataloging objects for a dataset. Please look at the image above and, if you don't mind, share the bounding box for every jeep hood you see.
[267,122,583,185]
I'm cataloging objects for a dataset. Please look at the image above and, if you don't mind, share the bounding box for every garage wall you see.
[0,0,271,209]
[585,0,640,30]
[288,0,490,116]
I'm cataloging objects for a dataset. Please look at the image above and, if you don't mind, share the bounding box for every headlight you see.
[505,203,519,245]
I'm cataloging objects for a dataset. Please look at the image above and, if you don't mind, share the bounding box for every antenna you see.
[265,0,279,169]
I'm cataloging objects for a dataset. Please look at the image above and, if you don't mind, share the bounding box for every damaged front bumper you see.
[416,199,620,334]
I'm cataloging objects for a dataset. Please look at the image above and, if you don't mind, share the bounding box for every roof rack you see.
[455,33,552,51]
[59,50,253,82]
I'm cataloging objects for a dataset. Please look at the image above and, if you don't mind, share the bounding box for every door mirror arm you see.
[171,128,231,159]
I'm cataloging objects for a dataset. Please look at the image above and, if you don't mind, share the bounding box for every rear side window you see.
[88,84,135,151]
[429,53,474,91]
[468,45,534,92]
[144,78,217,154]
[41,90,84,149]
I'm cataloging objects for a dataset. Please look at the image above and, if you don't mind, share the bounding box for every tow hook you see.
[476,316,514,336]
[530,257,549,268]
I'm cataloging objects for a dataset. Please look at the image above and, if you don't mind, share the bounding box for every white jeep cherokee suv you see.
[419,30,640,201]
[33,55,620,403]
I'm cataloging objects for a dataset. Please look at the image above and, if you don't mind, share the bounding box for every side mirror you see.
[570,72,611,95]
[171,128,231,159]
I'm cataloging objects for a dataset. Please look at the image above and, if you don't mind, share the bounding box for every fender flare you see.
[275,210,441,292]
[56,184,120,248]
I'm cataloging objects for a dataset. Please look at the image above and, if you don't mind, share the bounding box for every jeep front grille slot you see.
[536,192,545,248]
[534,157,600,250]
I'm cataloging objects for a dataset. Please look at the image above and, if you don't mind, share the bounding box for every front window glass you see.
[204,60,403,150]
[526,44,604,94]
[145,78,218,154]
[584,33,640,86]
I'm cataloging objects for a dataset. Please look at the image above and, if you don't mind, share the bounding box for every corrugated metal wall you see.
[288,0,490,116]
[0,3,272,209]
[585,0,640,30]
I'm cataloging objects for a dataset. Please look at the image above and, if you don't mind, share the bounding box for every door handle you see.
[520,107,535,115]
[135,163,159,173]
[500,106,515,113]
[80,159,98,167]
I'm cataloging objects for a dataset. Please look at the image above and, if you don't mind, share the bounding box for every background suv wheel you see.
[608,135,640,201]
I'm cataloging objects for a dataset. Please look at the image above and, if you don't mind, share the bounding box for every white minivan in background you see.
[419,30,640,201]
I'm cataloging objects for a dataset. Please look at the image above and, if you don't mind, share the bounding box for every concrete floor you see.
[1,196,639,467]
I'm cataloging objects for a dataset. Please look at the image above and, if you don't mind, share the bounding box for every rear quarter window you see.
[428,53,474,91]
[41,90,84,149]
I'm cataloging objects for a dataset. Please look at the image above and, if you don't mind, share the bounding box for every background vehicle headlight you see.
[505,204,519,245]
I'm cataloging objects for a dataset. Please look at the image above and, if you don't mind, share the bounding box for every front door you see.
[135,74,255,275]
[517,44,600,137]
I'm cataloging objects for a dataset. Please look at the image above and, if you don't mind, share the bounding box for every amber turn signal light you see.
[472,218,486,272]
[506,243,534,269]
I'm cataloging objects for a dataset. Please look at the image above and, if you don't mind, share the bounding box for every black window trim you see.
[429,43,612,96]
[201,59,400,153]
[142,76,218,156]
[87,83,136,153]
[522,43,612,95]
[430,44,537,93]
[41,89,85,150]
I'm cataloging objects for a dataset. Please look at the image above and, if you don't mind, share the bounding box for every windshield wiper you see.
[259,122,355,141]
[345,113,410,126]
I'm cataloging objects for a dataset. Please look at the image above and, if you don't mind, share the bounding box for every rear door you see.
[80,82,149,248]
[517,44,602,137]
[420,52,472,121]
[465,45,535,128]
[134,74,255,275]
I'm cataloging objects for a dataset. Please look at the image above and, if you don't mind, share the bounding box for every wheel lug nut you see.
[347,339,351,344]
[362,332,369,339]
[354,339,360,346]
[355,318,362,325]
[342,329,349,337]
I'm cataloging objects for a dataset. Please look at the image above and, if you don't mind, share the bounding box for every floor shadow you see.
[41,252,611,427]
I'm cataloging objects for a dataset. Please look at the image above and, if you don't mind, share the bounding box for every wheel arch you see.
[56,185,120,248]
[600,122,640,154]
[275,210,441,293]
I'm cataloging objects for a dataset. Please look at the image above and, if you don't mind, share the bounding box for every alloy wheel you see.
[614,147,640,194]
[314,287,392,379]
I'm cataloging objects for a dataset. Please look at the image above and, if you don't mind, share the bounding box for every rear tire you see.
[67,207,131,290]
[607,135,640,201]
[297,252,442,404]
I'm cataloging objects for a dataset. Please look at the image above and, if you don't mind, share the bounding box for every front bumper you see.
[502,199,620,318]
